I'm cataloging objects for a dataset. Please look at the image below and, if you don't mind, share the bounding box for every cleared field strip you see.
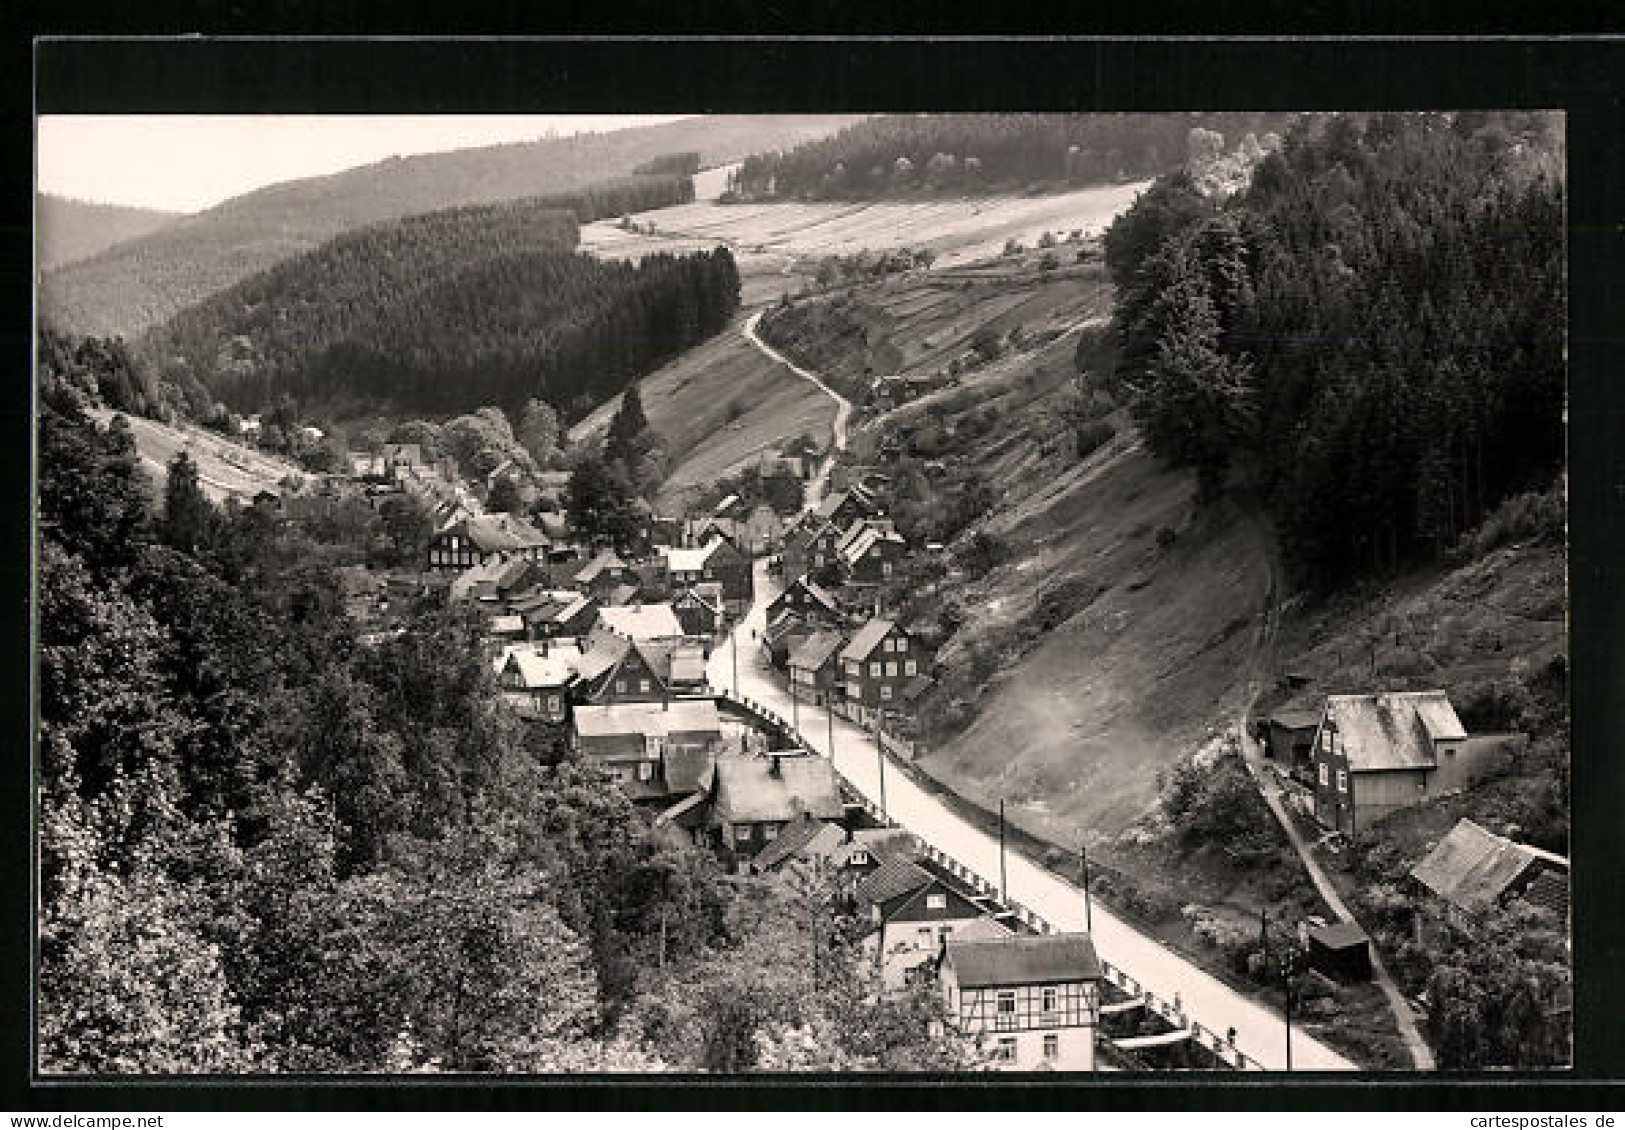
[86,408,308,504]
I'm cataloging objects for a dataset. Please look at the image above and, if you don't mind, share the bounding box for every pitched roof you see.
[574,550,627,584]
[674,583,724,613]
[667,643,709,685]
[854,857,934,908]
[595,603,684,641]
[1410,819,1570,914]
[945,934,1102,988]
[1325,691,1465,773]
[488,614,526,635]
[572,699,722,739]
[448,554,511,603]
[460,512,551,552]
[753,816,840,871]
[663,746,718,795]
[841,618,898,662]
[899,673,934,703]
[1306,921,1370,951]
[575,636,631,682]
[1269,708,1323,731]
[789,630,848,673]
[711,754,846,825]
[497,643,584,689]
[665,542,720,573]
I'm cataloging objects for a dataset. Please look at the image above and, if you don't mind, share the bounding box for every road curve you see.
[740,308,851,511]
[711,316,1357,1072]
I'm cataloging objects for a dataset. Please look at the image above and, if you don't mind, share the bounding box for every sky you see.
[35,114,693,214]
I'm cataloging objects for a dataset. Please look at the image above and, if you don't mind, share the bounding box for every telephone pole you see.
[873,713,888,820]
[826,695,836,773]
[1078,839,1093,933]
[998,799,1008,905]
[731,620,740,698]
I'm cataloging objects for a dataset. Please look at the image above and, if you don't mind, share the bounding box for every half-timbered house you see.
[939,934,1103,1071]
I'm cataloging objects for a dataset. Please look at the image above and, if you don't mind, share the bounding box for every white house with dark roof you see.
[494,641,584,722]
[590,602,686,645]
[939,933,1103,1071]
[1311,691,1525,833]
[853,857,1012,991]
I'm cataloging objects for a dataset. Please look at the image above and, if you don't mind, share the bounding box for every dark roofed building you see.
[788,629,848,706]
[1305,920,1372,982]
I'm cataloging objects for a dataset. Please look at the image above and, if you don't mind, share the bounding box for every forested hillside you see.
[37,194,183,271]
[139,195,739,422]
[1099,110,1564,583]
[727,113,1296,201]
[41,114,861,339]
[37,384,962,1073]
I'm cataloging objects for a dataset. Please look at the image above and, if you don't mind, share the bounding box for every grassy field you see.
[566,315,836,512]
[86,408,308,504]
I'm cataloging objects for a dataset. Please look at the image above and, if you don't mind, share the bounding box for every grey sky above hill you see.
[37,114,693,213]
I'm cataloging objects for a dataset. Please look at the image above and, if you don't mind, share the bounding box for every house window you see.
[1337,769,1348,793]
[994,1037,1017,1062]
[1043,1034,1060,1060]
[763,824,779,841]
[926,893,947,910]
[905,660,917,676]
[882,562,893,576]
[996,991,1017,1031]
[1042,986,1058,1014]
[896,638,907,652]
[547,695,561,713]
[637,761,653,782]
[870,662,881,677]
[881,686,893,701]
[886,661,898,677]
[639,679,651,693]
[918,926,934,941]
[850,850,869,866]
[1320,728,1332,753]
[615,679,627,693]
[734,824,752,843]
[1318,763,1329,787]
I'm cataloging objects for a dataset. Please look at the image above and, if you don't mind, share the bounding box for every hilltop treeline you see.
[531,173,695,220]
[1100,111,1564,583]
[727,113,1295,201]
[633,151,702,177]
[38,392,964,1073]
[143,193,737,423]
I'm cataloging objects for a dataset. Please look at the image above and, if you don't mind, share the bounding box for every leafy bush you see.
[1456,481,1565,559]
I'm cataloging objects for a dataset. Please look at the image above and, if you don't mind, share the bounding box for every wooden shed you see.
[1305,921,1372,983]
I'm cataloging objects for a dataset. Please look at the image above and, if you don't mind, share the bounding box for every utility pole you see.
[874,713,888,820]
[1079,839,1093,933]
[731,620,740,698]
[791,667,800,731]
[998,799,1008,905]
[826,695,836,774]
[1261,907,1293,1071]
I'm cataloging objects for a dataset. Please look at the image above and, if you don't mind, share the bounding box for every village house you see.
[787,630,848,706]
[814,484,883,534]
[589,602,687,648]
[705,753,846,863]
[664,538,753,614]
[1311,691,1526,834]
[839,618,927,728]
[427,512,552,571]
[671,582,727,638]
[1410,818,1570,926]
[570,699,725,797]
[494,640,584,723]
[766,576,844,627]
[571,549,636,601]
[1263,707,1323,776]
[939,933,1103,1071]
[511,589,597,641]
[573,636,710,705]
[853,857,1013,991]
[763,609,816,672]
[836,518,908,588]
[382,442,424,480]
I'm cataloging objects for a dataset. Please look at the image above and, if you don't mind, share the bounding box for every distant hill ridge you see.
[40,114,863,340]
[37,194,185,271]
